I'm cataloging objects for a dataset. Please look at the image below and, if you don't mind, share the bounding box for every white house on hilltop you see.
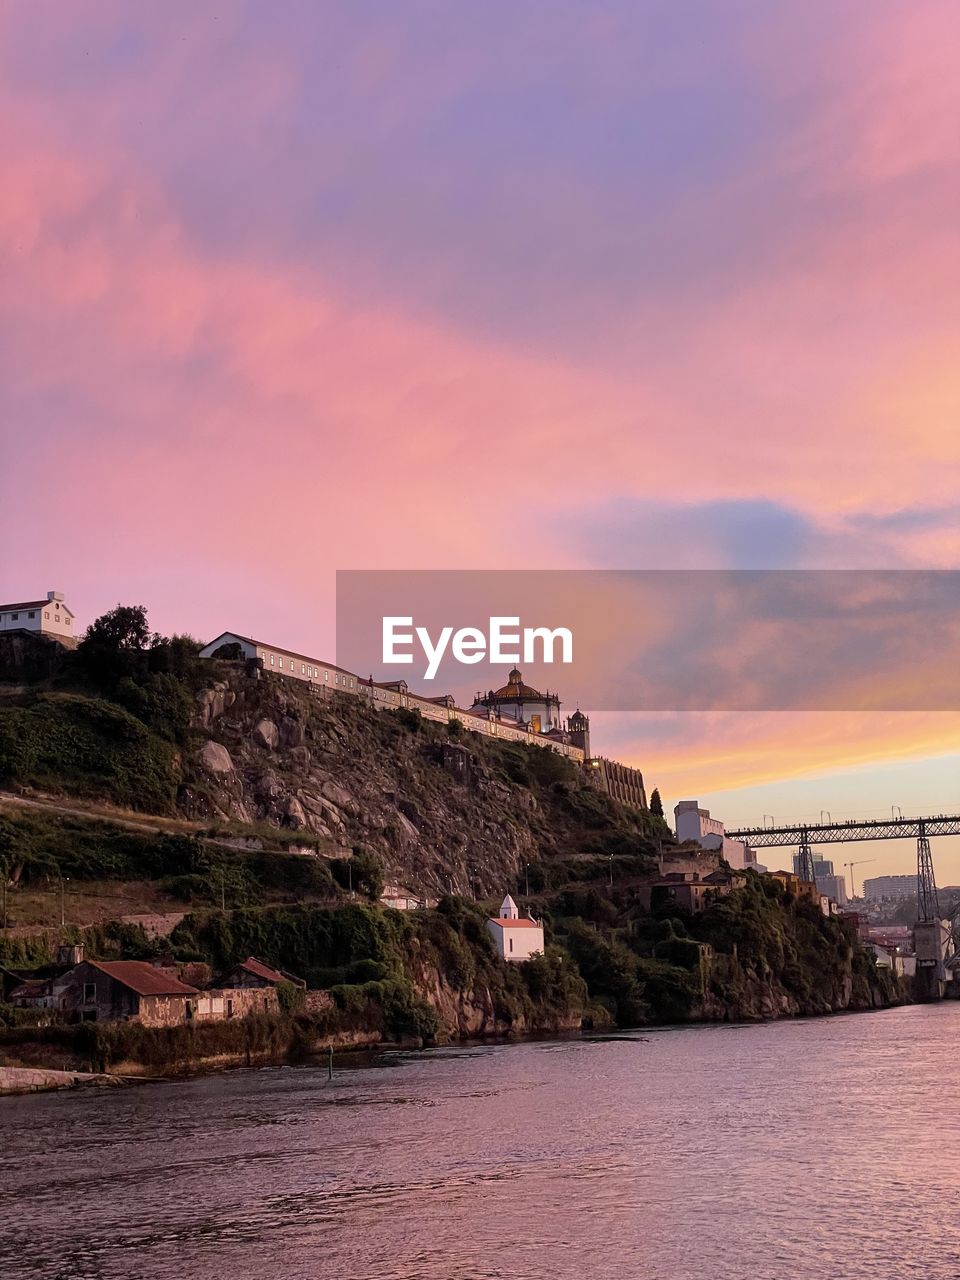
[0,591,77,646]
[486,895,545,963]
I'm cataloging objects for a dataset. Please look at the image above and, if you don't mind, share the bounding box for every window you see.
[28,611,35,619]
[349,679,354,689]
[278,658,283,669]
[301,664,306,674]
[509,938,514,953]
[83,982,96,1003]
[10,613,17,621]
[44,611,49,619]
[227,998,234,1018]
[324,671,329,682]
[65,617,71,625]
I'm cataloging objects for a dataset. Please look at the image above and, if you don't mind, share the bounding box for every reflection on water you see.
[4,1006,960,1280]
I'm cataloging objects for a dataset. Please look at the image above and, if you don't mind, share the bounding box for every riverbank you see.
[0,1065,124,1096]
[0,981,910,1091]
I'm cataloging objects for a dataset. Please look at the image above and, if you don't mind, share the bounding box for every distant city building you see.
[0,590,76,646]
[817,873,848,906]
[793,855,835,877]
[863,874,916,902]
[486,895,545,962]
[791,856,847,905]
[674,800,759,871]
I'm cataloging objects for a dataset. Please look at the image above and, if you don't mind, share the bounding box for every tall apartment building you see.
[862,874,916,902]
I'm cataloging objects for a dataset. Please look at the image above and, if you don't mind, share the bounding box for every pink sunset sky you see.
[2,2,958,880]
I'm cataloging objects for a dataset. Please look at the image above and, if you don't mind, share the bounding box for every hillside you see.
[0,625,904,1065]
[0,634,663,901]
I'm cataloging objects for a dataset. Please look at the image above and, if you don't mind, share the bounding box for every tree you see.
[650,788,664,818]
[81,604,152,652]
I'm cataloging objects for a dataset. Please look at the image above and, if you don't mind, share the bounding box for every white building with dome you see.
[470,667,563,734]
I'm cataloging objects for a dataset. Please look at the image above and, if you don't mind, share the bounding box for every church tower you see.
[567,707,590,759]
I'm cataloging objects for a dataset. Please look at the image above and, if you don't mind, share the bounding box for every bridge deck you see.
[727,815,960,848]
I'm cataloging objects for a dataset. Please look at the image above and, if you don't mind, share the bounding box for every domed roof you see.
[491,667,548,700]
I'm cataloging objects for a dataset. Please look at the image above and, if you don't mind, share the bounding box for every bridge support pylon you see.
[914,822,950,1000]
[796,831,816,884]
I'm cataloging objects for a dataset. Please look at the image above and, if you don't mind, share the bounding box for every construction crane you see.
[844,858,876,899]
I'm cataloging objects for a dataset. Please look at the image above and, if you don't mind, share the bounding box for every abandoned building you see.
[55,960,201,1026]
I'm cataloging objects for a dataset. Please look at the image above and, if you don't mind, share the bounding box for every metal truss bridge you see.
[727,814,960,848]
[729,814,960,996]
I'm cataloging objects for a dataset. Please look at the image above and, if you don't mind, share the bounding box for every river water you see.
[3,1004,960,1280]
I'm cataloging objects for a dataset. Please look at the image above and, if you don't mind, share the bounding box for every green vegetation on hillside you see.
[0,694,179,812]
[0,603,904,1067]
[0,808,342,922]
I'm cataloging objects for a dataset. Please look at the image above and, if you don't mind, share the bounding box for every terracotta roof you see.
[236,956,289,985]
[90,960,199,997]
[488,917,543,929]
[484,666,555,703]
[490,682,549,701]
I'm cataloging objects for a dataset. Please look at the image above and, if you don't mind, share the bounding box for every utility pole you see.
[58,871,69,928]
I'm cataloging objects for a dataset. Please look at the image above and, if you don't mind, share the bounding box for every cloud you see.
[1,0,958,811]
[563,497,960,570]
[562,498,817,569]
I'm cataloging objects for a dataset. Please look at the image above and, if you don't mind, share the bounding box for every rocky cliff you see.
[181,666,657,900]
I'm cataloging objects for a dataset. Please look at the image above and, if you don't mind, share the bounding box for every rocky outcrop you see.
[180,670,642,899]
[693,955,904,1023]
[252,718,280,750]
[199,740,234,775]
[196,683,236,729]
